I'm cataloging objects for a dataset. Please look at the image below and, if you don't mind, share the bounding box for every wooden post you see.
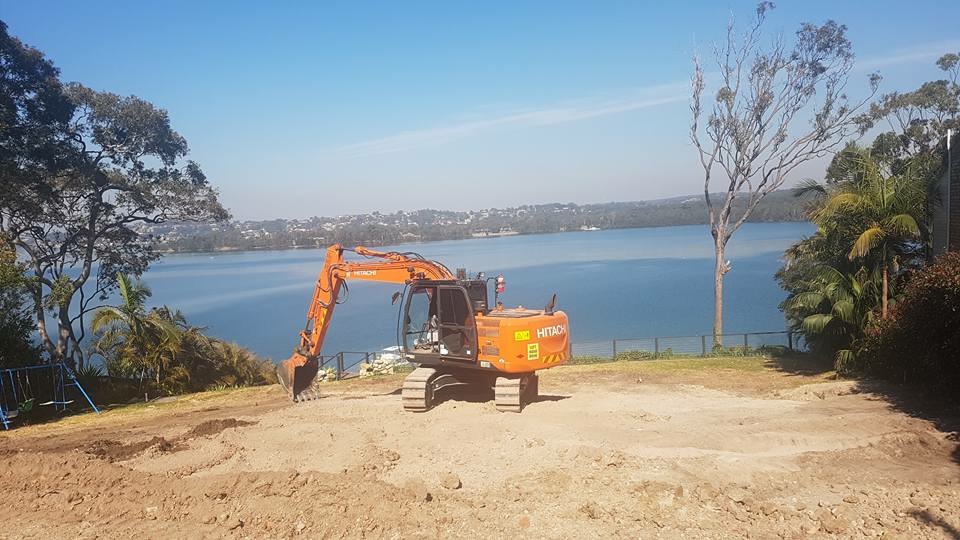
[743,333,749,351]
[612,339,617,360]
[701,335,707,357]
[654,337,660,358]
[336,353,344,380]
[787,331,793,351]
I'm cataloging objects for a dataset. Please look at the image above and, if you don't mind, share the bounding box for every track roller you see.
[495,373,538,413]
[402,367,437,412]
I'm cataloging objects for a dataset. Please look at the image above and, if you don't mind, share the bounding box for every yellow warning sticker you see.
[514,330,530,341]
[527,343,540,360]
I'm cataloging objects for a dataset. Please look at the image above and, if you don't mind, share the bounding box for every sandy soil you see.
[1,359,958,539]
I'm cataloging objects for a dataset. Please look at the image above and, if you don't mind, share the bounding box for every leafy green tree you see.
[814,152,924,318]
[0,237,40,367]
[91,273,182,387]
[0,23,229,367]
[0,20,73,217]
[860,52,959,167]
[781,265,880,369]
[91,273,274,396]
[779,146,926,364]
[858,52,960,257]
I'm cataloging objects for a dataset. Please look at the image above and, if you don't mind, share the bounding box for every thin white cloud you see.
[856,40,960,71]
[330,40,959,159]
[332,85,688,158]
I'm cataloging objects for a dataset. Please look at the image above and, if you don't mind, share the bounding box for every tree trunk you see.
[56,305,75,368]
[881,264,888,319]
[33,285,55,361]
[713,238,726,347]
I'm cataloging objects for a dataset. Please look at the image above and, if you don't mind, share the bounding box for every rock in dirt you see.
[441,472,462,490]
[725,487,749,503]
[405,479,432,502]
[580,502,602,519]
[817,509,850,534]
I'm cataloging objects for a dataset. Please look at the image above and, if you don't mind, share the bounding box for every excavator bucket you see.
[277,355,322,401]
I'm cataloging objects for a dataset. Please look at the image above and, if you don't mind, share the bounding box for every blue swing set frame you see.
[0,363,100,430]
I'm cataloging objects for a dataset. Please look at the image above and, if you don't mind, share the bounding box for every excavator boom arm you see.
[279,244,454,400]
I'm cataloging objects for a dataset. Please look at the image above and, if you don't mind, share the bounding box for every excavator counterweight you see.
[278,244,569,412]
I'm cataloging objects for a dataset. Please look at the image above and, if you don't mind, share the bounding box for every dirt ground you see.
[1,357,958,539]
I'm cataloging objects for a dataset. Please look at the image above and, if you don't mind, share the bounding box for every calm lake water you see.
[140,222,814,360]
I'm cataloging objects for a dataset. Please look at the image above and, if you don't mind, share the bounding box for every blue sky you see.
[5,1,959,219]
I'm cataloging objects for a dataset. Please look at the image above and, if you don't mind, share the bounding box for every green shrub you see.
[856,252,960,392]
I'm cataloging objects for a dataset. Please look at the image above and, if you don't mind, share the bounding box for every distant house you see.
[933,129,960,254]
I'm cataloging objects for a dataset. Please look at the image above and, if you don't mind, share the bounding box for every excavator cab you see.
[402,282,481,361]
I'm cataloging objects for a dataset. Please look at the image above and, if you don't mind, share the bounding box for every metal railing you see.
[313,330,802,380]
[317,351,379,381]
[570,331,800,360]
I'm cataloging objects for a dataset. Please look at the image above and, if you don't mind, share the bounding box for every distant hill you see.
[140,189,813,253]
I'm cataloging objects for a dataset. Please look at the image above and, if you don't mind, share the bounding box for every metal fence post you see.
[336,352,344,380]
[701,335,706,357]
[743,333,749,350]
[654,337,659,358]
[612,339,617,360]
[788,331,793,351]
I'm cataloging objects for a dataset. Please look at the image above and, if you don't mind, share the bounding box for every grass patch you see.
[563,355,771,373]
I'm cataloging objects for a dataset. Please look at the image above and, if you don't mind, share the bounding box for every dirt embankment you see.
[1,362,958,539]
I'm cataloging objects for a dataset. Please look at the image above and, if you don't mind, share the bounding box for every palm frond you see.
[849,227,884,259]
[802,313,835,334]
[885,213,920,236]
[794,179,827,198]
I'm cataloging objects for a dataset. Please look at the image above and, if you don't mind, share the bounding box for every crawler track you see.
[495,373,538,413]
[402,367,437,412]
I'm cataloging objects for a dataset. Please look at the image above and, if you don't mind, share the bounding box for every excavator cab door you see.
[436,285,478,359]
[403,284,478,361]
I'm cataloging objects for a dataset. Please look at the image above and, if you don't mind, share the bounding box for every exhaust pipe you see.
[277,353,323,402]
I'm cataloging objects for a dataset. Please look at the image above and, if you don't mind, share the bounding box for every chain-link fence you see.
[571,331,800,362]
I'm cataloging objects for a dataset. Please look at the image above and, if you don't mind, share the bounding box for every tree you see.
[91,273,275,396]
[690,2,878,344]
[781,264,879,369]
[91,273,182,386]
[0,236,40,367]
[857,52,960,257]
[815,152,923,318]
[0,20,74,206]
[2,73,229,366]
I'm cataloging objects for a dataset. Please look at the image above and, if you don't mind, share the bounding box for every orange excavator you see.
[277,244,569,412]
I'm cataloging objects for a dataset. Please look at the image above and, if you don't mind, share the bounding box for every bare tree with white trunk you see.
[690,2,878,346]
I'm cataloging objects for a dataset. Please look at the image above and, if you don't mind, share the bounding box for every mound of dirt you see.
[184,418,256,439]
[86,436,182,462]
[773,380,860,400]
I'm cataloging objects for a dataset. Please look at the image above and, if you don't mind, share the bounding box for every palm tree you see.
[782,265,880,369]
[815,152,923,318]
[92,273,182,387]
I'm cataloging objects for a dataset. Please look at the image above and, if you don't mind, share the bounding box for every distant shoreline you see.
[155,219,810,256]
